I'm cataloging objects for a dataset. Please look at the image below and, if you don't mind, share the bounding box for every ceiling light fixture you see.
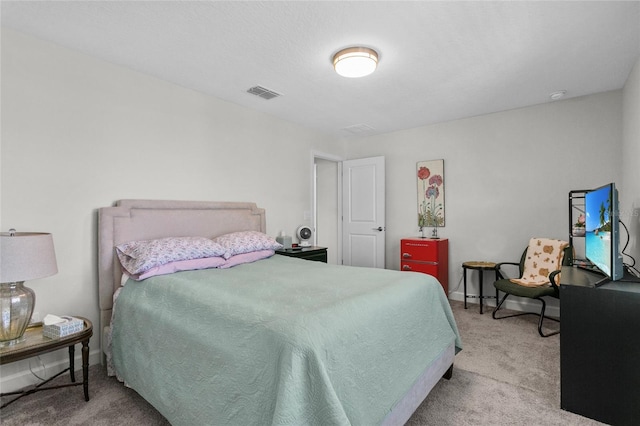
[333,47,378,78]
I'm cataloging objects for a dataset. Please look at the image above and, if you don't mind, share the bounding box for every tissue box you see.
[276,235,292,249]
[43,316,84,339]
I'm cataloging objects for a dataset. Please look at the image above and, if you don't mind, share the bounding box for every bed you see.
[98,199,462,425]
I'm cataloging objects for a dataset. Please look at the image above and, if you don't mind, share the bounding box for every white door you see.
[342,156,385,268]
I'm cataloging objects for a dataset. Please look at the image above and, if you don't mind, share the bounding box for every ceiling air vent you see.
[246,86,281,100]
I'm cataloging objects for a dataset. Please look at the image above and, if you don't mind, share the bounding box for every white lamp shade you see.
[333,47,378,78]
[0,232,58,283]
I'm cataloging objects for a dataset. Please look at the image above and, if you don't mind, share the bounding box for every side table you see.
[462,261,499,314]
[0,316,92,408]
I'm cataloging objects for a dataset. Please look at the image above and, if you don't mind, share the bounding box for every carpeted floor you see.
[0,300,603,425]
[405,301,602,426]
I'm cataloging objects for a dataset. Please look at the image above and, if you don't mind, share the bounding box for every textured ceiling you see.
[2,1,639,139]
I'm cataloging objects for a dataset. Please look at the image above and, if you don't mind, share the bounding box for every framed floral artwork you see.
[417,159,445,229]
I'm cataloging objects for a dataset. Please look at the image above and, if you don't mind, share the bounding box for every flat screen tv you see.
[585,182,624,282]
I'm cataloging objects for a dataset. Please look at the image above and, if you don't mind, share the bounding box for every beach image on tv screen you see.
[585,185,612,276]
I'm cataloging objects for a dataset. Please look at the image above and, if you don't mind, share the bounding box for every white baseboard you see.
[448,290,560,318]
[0,348,102,394]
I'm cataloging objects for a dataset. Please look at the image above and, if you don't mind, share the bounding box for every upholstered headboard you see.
[97,199,266,353]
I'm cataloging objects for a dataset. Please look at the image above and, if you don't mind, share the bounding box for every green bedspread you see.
[112,254,462,425]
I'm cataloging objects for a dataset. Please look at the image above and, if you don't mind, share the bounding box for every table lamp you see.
[0,229,58,346]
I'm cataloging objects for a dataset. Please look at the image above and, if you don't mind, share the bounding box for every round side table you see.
[462,261,499,314]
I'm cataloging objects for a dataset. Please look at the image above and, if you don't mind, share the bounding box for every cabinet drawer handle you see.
[402,265,412,271]
[402,253,412,259]
[405,242,430,248]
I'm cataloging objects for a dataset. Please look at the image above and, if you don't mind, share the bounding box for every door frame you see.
[311,151,344,264]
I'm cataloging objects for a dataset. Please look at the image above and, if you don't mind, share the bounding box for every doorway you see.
[313,153,342,265]
[312,153,386,268]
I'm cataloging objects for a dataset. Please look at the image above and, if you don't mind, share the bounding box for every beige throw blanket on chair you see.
[510,237,569,287]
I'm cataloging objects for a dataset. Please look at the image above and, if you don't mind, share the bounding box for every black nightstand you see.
[276,246,327,263]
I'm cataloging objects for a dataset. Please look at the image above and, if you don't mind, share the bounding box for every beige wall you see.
[346,90,624,314]
[0,29,344,390]
[622,56,640,269]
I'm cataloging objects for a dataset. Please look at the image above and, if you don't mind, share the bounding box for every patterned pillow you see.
[116,237,227,275]
[511,238,569,287]
[213,231,283,259]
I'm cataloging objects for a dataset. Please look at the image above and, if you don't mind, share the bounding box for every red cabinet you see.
[400,238,449,295]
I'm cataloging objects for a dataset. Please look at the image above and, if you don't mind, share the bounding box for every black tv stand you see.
[560,266,640,425]
[592,276,611,287]
[573,265,640,287]
[620,266,640,283]
[573,265,610,286]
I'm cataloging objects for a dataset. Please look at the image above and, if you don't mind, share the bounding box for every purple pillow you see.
[219,250,275,269]
[130,256,226,280]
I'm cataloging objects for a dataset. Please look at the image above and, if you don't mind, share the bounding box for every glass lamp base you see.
[0,335,26,347]
[0,281,35,346]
